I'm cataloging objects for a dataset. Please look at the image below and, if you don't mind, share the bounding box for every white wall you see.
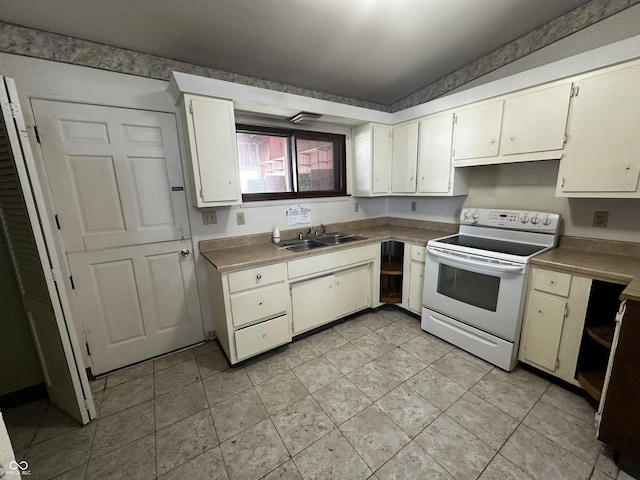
[387,161,640,243]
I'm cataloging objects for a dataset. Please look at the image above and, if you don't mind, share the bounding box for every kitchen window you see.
[236,125,346,201]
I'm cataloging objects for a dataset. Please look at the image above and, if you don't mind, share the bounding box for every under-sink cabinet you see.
[207,243,379,364]
[519,267,592,386]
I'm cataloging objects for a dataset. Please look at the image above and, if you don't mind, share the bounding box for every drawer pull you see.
[550,280,555,285]
[259,301,263,306]
[256,274,262,280]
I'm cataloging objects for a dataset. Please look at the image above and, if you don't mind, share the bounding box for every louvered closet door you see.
[0,77,94,424]
[31,100,190,252]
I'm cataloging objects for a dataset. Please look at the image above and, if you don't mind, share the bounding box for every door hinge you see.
[51,268,60,281]
[564,305,569,318]
[9,102,20,119]
[189,103,193,114]
[561,177,565,188]
[555,358,560,370]
[563,133,568,144]
[570,85,580,97]
[199,189,204,199]
[452,114,457,124]
[54,214,61,230]
[34,125,41,143]
[85,342,91,356]
[69,275,75,290]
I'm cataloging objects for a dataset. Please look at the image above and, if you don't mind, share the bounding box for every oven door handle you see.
[427,247,525,274]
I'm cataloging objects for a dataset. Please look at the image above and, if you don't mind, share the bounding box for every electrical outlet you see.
[236,212,245,225]
[354,202,359,213]
[202,211,217,225]
[593,211,608,227]
[411,201,417,212]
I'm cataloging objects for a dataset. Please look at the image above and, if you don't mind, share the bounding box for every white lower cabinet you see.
[291,274,336,334]
[207,243,378,364]
[519,267,591,385]
[335,264,371,317]
[402,243,426,314]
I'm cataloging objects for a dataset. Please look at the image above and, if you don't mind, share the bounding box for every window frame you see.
[236,124,347,202]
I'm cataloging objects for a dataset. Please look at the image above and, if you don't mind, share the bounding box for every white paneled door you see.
[68,241,202,374]
[31,100,190,252]
[32,100,203,374]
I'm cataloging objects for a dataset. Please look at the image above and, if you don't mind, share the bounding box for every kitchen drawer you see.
[410,244,426,263]
[230,282,287,328]
[533,269,572,297]
[235,314,291,361]
[228,263,286,293]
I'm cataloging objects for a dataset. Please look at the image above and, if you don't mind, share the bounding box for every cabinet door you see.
[372,125,392,194]
[500,83,571,156]
[391,122,418,193]
[453,100,503,160]
[417,113,453,193]
[291,274,335,334]
[187,96,241,205]
[407,261,425,314]
[558,64,640,195]
[353,124,391,196]
[521,291,566,372]
[335,265,371,318]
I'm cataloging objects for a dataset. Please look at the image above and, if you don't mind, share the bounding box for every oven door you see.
[423,246,527,342]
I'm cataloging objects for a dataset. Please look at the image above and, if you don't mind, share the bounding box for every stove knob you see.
[520,215,529,224]
[530,216,540,225]
[462,210,471,220]
[472,211,479,220]
[542,216,552,226]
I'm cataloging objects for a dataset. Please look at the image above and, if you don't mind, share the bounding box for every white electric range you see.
[422,208,561,371]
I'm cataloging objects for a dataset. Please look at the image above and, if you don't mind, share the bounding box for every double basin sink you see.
[279,232,368,252]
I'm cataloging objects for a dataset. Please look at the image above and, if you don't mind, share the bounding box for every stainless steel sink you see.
[315,233,368,245]
[279,232,368,251]
[278,238,328,252]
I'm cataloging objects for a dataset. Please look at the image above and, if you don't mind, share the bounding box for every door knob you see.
[180,248,190,257]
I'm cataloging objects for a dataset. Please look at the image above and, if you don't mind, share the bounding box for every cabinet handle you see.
[510,137,515,142]
[259,301,263,306]
[490,139,496,145]
[550,280,555,285]
[180,248,190,257]
[538,309,543,314]
[256,274,262,280]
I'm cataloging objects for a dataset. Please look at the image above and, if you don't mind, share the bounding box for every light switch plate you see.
[202,211,217,225]
[236,212,245,225]
[411,201,417,212]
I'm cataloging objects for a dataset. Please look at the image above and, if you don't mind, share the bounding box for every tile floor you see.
[3,307,638,480]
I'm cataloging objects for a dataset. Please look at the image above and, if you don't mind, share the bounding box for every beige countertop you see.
[531,239,640,302]
[200,223,453,273]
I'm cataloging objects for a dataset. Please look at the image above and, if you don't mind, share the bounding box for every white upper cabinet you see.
[452,100,504,162]
[500,83,571,156]
[391,121,419,193]
[557,62,640,197]
[353,123,392,196]
[417,112,468,196]
[452,83,572,167]
[179,94,241,207]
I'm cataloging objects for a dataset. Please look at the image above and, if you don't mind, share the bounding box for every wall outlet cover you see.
[236,212,246,225]
[593,211,608,227]
[411,201,417,212]
[354,202,359,213]
[202,211,217,225]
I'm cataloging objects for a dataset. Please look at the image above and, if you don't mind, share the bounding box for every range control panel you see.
[460,208,561,233]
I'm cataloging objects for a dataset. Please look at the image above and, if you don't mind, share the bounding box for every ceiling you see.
[1,0,591,105]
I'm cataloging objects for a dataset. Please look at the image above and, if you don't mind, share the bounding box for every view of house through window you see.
[236,125,346,201]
